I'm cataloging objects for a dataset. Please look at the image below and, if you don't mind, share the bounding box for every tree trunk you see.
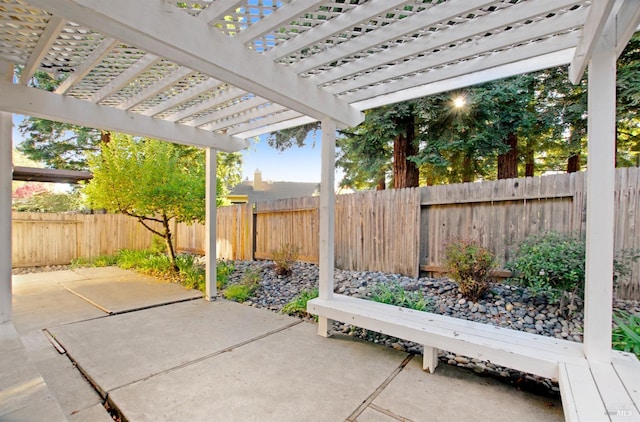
[393,114,419,189]
[525,146,534,177]
[100,131,111,144]
[376,175,386,190]
[497,132,518,179]
[162,214,179,272]
[462,154,474,183]
[567,154,580,173]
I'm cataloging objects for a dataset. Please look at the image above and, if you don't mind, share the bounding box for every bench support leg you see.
[423,346,439,373]
[318,317,333,338]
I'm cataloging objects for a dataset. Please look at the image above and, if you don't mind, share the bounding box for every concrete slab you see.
[67,403,113,422]
[108,322,408,422]
[0,322,66,422]
[59,271,201,314]
[366,358,564,422]
[12,270,88,293]
[71,266,140,279]
[355,407,398,422]
[48,299,298,394]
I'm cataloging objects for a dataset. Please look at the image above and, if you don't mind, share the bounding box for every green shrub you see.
[614,248,640,292]
[176,254,205,291]
[216,260,235,290]
[241,267,262,286]
[612,311,640,359]
[281,288,319,317]
[115,249,155,269]
[444,239,496,302]
[506,232,585,304]
[370,282,431,312]
[71,254,118,268]
[223,284,256,302]
[272,244,300,276]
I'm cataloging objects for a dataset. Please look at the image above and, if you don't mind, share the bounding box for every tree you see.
[84,134,241,271]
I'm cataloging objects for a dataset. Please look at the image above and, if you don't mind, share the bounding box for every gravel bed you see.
[228,260,640,397]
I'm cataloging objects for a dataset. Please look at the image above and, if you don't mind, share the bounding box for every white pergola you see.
[1,0,639,417]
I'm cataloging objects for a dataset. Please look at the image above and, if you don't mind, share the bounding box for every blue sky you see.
[12,115,330,183]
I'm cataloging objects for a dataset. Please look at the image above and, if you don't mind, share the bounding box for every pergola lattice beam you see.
[202,103,288,132]
[327,11,583,95]
[162,84,243,122]
[310,0,584,86]
[32,0,363,127]
[568,0,617,84]
[54,37,119,94]
[0,81,248,152]
[343,33,579,104]
[614,0,640,57]
[187,96,267,128]
[265,0,410,61]
[89,53,161,103]
[19,15,66,85]
[235,0,325,45]
[351,49,575,111]
[115,67,194,110]
[291,0,498,75]
[197,0,245,24]
[229,110,308,137]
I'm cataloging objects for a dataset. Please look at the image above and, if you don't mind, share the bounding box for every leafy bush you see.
[506,232,585,304]
[612,311,640,359]
[241,267,262,286]
[272,244,300,276]
[115,249,155,269]
[176,254,205,291]
[614,248,640,292]
[370,282,431,312]
[444,239,496,302]
[71,254,118,268]
[223,284,256,302]
[216,260,235,290]
[281,288,319,318]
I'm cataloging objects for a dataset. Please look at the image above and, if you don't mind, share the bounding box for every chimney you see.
[253,169,263,191]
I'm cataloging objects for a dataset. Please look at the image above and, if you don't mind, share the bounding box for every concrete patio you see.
[2,268,564,421]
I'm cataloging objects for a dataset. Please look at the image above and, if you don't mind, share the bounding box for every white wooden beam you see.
[0,82,248,152]
[569,0,616,84]
[197,0,245,24]
[317,117,336,337]
[19,15,66,85]
[230,113,313,138]
[235,0,325,45]
[55,37,119,94]
[201,103,287,132]
[187,96,267,128]
[89,53,161,103]
[0,62,12,323]
[614,0,640,58]
[350,49,575,111]
[204,147,217,301]
[115,67,194,110]
[33,0,363,127]
[309,0,584,86]
[290,0,499,74]
[583,19,616,364]
[325,10,584,95]
[144,78,226,119]
[342,33,579,105]
[265,0,410,61]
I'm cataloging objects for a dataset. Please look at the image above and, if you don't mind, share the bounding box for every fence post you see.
[0,108,12,323]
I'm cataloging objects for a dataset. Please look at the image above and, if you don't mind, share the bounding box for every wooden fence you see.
[11,168,640,299]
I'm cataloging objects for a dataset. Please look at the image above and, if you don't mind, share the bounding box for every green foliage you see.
[71,254,118,268]
[241,267,262,285]
[149,235,166,255]
[216,260,235,290]
[444,239,496,301]
[281,288,319,318]
[176,254,205,291]
[272,244,300,276]
[370,282,431,312]
[13,190,85,213]
[223,284,256,302]
[612,311,640,359]
[506,232,585,304]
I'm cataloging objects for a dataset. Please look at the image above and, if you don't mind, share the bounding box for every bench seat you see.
[307,294,584,379]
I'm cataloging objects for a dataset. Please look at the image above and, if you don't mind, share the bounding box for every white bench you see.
[307,294,640,421]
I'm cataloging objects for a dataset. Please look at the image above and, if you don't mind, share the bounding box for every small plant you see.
[370,282,431,312]
[612,311,640,359]
[216,260,235,290]
[444,239,496,302]
[149,235,167,255]
[176,254,205,291]
[71,254,118,268]
[241,267,262,286]
[506,232,585,305]
[272,244,300,276]
[614,248,640,294]
[281,288,319,318]
[223,284,256,302]
[115,249,155,269]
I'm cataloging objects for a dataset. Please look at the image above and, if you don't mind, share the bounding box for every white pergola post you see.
[317,118,336,337]
[204,147,217,301]
[0,62,12,323]
[583,23,616,363]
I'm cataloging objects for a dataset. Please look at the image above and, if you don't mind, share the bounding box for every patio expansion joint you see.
[346,353,414,422]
